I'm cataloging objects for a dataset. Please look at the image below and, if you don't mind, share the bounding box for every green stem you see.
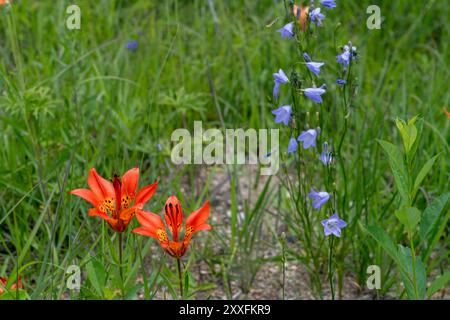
[328,236,335,300]
[281,235,286,300]
[409,235,419,299]
[176,258,184,299]
[118,233,124,299]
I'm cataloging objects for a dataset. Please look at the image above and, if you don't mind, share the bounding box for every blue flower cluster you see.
[271,0,351,237]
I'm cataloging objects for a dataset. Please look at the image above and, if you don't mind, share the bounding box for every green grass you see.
[0,0,448,299]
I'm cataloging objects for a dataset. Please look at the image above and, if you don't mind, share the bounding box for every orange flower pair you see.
[70,168,211,258]
[0,277,23,295]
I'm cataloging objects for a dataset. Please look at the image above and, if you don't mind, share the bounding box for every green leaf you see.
[86,258,107,298]
[409,117,423,161]
[0,289,28,300]
[397,245,415,299]
[377,139,410,204]
[407,115,419,126]
[397,245,426,299]
[183,272,190,299]
[395,207,421,234]
[427,271,450,298]
[419,192,450,242]
[396,118,417,155]
[412,155,439,198]
[363,225,403,271]
[415,257,427,299]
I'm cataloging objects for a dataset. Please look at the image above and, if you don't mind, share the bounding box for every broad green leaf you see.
[86,258,107,298]
[419,192,450,241]
[400,272,416,300]
[420,193,450,263]
[363,225,403,271]
[397,245,415,299]
[377,140,410,204]
[395,207,421,234]
[415,257,427,299]
[427,271,450,298]
[419,192,450,242]
[397,245,426,299]
[412,155,439,198]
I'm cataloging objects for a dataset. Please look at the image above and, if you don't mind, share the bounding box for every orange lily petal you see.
[70,188,99,207]
[167,241,186,258]
[133,210,169,248]
[119,207,137,227]
[88,208,110,221]
[87,168,115,201]
[107,218,123,232]
[134,181,158,209]
[185,200,211,234]
[121,167,139,200]
[135,210,165,231]
[164,195,184,242]
[132,227,158,238]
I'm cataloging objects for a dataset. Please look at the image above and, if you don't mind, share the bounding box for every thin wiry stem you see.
[176,258,184,299]
[118,233,125,299]
[328,236,335,300]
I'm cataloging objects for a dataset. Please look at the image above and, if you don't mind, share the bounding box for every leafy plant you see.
[365,116,449,299]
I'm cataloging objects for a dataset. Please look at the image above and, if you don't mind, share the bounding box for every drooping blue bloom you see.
[304,85,326,104]
[309,8,325,26]
[336,49,350,66]
[306,62,325,76]
[321,213,347,237]
[277,22,294,39]
[272,105,292,126]
[336,43,357,67]
[288,136,298,154]
[319,142,332,165]
[126,40,139,50]
[297,128,319,149]
[321,0,337,9]
[303,52,312,62]
[336,79,346,85]
[308,188,330,210]
[273,69,289,100]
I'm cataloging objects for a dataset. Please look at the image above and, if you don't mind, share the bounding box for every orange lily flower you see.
[133,195,211,258]
[0,277,23,295]
[293,4,309,32]
[70,168,158,233]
